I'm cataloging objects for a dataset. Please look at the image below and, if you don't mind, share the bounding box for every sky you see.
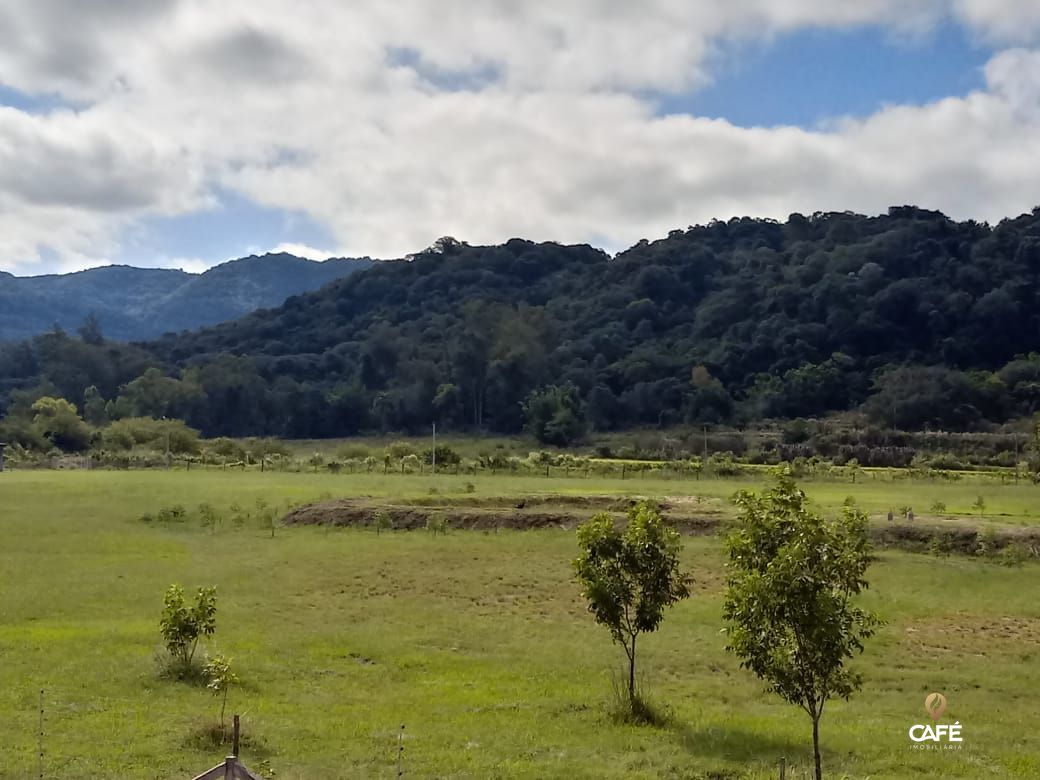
[1,2,1040,276]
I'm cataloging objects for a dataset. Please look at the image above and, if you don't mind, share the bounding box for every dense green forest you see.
[3,206,1040,446]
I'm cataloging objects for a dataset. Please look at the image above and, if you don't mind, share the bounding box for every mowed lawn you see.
[1,470,1040,779]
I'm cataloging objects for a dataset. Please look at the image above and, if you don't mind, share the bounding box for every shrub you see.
[157,505,187,524]
[976,526,1000,557]
[337,443,372,460]
[198,503,220,533]
[426,513,448,535]
[386,441,416,460]
[928,533,953,558]
[102,417,200,454]
[160,585,217,677]
[421,445,462,466]
[375,510,393,534]
[1000,541,1030,567]
[206,437,243,459]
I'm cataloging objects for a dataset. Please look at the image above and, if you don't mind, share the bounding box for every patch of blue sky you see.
[0,84,83,113]
[115,189,337,267]
[386,46,499,91]
[655,22,991,128]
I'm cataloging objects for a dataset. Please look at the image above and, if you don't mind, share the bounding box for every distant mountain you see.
[0,253,373,341]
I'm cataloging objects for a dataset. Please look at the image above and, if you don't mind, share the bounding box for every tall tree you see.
[523,383,586,446]
[77,313,105,346]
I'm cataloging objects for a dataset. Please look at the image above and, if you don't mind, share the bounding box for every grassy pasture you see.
[1,469,1039,778]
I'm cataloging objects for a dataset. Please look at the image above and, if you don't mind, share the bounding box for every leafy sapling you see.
[573,501,691,714]
[160,584,218,677]
[203,654,239,735]
[723,471,882,780]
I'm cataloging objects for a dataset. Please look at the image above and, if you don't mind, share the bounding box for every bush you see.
[0,415,49,451]
[197,503,220,532]
[422,445,461,466]
[156,505,187,523]
[386,441,415,459]
[1000,542,1030,567]
[102,417,201,455]
[976,526,1000,557]
[374,510,393,534]
[31,396,92,452]
[426,513,448,535]
[337,443,372,460]
[928,533,954,557]
[160,584,217,678]
[206,437,243,459]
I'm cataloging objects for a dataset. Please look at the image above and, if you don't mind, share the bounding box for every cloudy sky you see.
[2,1,1040,275]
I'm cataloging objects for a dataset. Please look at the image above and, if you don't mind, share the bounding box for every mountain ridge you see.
[0,252,374,341]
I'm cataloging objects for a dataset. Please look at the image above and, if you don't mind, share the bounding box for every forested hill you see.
[0,252,373,341]
[4,206,1040,439]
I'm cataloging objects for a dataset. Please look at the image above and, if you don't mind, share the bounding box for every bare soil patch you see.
[282,495,724,534]
[903,614,1040,656]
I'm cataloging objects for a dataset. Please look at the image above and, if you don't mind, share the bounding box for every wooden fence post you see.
[233,714,240,757]
[778,756,786,779]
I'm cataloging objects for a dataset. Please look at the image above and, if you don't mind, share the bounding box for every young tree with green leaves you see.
[573,501,691,709]
[203,654,239,735]
[160,584,218,673]
[723,471,881,780]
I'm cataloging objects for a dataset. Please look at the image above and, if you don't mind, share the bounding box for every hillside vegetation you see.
[3,207,1040,439]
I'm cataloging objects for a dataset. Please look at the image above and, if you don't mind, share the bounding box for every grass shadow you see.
[155,652,209,686]
[676,722,805,764]
[604,671,675,728]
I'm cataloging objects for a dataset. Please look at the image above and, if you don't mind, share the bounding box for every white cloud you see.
[954,0,1040,43]
[168,257,210,274]
[0,0,1039,271]
[268,243,340,261]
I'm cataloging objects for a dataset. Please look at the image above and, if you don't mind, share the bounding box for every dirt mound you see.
[282,497,722,534]
[874,521,1040,555]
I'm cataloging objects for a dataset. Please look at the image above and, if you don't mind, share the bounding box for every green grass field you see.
[2,469,1039,778]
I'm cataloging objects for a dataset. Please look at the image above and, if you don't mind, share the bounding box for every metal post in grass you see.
[397,723,405,777]
[232,714,240,757]
[778,756,786,779]
[37,688,43,780]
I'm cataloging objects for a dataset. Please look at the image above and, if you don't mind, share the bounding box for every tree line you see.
[4,206,1040,441]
